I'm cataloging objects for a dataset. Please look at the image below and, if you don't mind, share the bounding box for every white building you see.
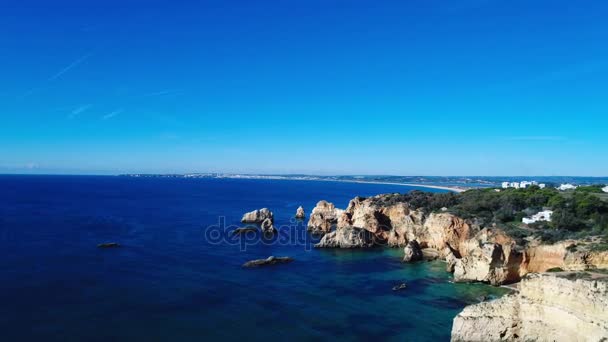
[539,183,546,189]
[522,210,553,225]
[557,183,578,191]
[502,181,542,189]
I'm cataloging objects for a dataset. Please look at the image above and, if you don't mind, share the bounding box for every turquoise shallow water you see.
[0,176,508,341]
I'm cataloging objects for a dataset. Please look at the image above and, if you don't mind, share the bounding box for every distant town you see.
[121,173,608,191]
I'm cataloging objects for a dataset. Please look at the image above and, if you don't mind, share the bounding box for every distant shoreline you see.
[120,173,470,192]
[327,179,468,193]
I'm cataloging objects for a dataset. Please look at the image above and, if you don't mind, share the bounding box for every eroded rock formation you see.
[241,208,274,223]
[260,218,276,234]
[451,273,608,341]
[307,200,343,235]
[403,240,423,262]
[315,226,375,248]
[295,206,305,219]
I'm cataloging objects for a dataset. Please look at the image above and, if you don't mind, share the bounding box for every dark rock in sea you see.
[97,242,120,248]
[403,240,423,262]
[232,227,258,236]
[242,256,294,268]
[392,283,407,291]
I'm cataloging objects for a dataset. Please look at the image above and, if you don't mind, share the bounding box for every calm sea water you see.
[0,176,507,341]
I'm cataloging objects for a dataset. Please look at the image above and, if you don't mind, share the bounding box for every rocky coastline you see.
[303,192,608,340]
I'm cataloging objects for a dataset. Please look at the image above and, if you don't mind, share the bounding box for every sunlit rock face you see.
[241,208,274,223]
[314,226,375,249]
[307,200,343,235]
[451,273,608,341]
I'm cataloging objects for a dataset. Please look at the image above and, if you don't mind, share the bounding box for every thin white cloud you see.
[506,136,565,141]
[102,108,124,120]
[143,89,182,97]
[18,52,93,99]
[69,104,93,118]
[48,53,92,81]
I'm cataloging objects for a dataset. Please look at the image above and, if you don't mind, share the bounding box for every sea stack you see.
[260,218,277,234]
[241,208,274,223]
[295,206,305,219]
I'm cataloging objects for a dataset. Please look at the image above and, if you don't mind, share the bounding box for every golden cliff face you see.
[309,193,608,285]
[451,273,608,341]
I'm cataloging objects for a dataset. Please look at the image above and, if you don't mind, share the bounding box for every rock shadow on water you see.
[417,296,470,310]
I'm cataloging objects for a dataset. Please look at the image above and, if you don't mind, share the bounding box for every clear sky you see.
[1,0,607,176]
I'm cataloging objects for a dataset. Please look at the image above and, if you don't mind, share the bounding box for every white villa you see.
[603,186,608,193]
[501,181,546,189]
[522,210,553,225]
[557,183,578,191]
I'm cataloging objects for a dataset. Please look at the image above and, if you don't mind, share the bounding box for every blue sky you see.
[1,0,607,176]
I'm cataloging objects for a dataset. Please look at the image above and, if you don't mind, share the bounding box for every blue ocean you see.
[0,176,507,341]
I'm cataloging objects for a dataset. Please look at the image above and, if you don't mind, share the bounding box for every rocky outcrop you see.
[315,226,375,248]
[339,196,423,243]
[452,229,524,285]
[295,206,305,219]
[307,200,343,235]
[241,208,273,223]
[305,193,608,285]
[260,218,276,234]
[423,213,471,256]
[403,240,423,262]
[451,273,608,341]
[242,256,294,268]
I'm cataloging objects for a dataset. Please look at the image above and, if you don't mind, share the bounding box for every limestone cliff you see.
[307,200,343,235]
[309,193,608,285]
[451,273,608,341]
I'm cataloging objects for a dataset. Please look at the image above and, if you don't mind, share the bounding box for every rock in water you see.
[403,240,423,262]
[242,256,294,268]
[295,206,305,219]
[232,227,258,236]
[241,208,274,223]
[315,226,374,248]
[97,242,120,248]
[392,283,407,291]
[260,218,276,234]
[307,200,343,235]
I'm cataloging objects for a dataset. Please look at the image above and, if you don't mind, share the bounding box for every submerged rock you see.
[242,256,294,268]
[295,206,305,219]
[315,226,375,248]
[241,208,274,224]
[97,242,120,248]
[403,240,423,262]
[392,283,407,291]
